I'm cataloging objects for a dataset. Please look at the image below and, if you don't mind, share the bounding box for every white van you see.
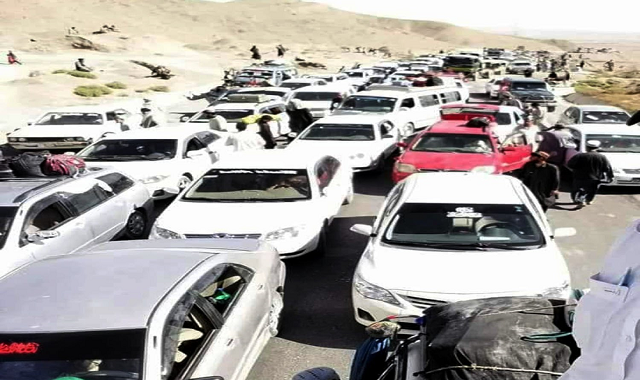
[334,85,465,136]
[290,84,356,120]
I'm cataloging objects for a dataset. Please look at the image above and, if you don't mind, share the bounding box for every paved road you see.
[241,79,640,380]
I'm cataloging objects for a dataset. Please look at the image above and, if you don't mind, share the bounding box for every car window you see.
[503,133,526,147]
[373,183,405,233]
[419,94,439,107]
[495,112,512,125]
[197,131,220,145]
[185,137,206,154]
[98,173,135,195]
[21,198,74,246]
[400,97,415,109]
[198,264,254,318]
[64,184,109,215]
[162,295,215,380]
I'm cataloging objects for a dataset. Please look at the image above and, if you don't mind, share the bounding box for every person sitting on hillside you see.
[7,51,21,65]
[75,58,93,72]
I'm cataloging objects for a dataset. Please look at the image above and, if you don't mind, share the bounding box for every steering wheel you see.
[477,221,522,237]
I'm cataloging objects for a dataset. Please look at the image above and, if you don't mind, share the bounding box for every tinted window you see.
[0,207,17,250]
[299,124,375,141]
[412,133,494,154]
[198,265,253,317]
[400,98,416,108]
[98,173,135,195]
[36,112,104,125]
[495,112,512,125]
[78,139,178,161]
[293,92,341,101]
[339,96,397,113]
[64,185,107,214]
[185,137,206,153]
[419,95,439,107]
[511,81,546,91]
[582,111,629,124]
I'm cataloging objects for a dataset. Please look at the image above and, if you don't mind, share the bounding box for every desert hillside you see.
[1,0,564,54]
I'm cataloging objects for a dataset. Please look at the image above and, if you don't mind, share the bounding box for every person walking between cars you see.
[7,51,21,65]
[250,45,261,60]
[567,140,614,207]
[227,122,266,152]
[287,99,314,134]
[140,107,159,129]
[502,93,524,110]
[257,115,277,149]
[513,115,540,151]
[519,151,559,212]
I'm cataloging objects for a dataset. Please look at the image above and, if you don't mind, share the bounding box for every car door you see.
[379,121,398,157]
[561,107,576,124]
[418,94,441,127]
[188,264,267,380]
[184,134,213,168]
[96,172,140,235]
[22,194,94,260]
[316,156,347,219]
[499,133,532,172]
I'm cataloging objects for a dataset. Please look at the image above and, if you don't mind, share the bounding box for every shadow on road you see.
[278,216,372,349]
[354,162,395,197]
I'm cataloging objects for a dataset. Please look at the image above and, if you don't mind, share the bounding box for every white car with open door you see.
[0,238,286,380]
[287,115,400,172]
[150,150,353,258]
[77,126,231,199]
[350,172,573,327]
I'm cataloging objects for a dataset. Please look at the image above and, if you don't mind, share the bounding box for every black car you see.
[499,78,557,112]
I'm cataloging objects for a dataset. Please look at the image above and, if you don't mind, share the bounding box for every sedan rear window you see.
[300,124,375,141]
[78,139,178,161]
[412,133,494,154]
[383,203,543,249]
[197,110,253,123]
[293,92,340,101]
[0,329,145,379]
[36,113,104,125]
[0,207,17,250]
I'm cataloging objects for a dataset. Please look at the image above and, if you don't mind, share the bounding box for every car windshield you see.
[582,111,629,124]
[183,169,311,202]
[383,203,544,248]
[511,82,547,91]
[36,113,104,126]
[197,110,253,123]
[78,139,178,161]
[444,57,476,66]
[513,62,531,66]
[0,207,17,250]
[339,96,397,113]
[299,124,375,141]
[412,133,494,154]
[587,134,640,153]
[293,92,340,101]
[241,90,287,98]
[0,329,145,380]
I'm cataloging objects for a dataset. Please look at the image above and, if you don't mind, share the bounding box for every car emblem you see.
[212,233,228,239]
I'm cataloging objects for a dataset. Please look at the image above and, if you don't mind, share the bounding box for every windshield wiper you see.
[388,241,487,250]
[471,243,539,250]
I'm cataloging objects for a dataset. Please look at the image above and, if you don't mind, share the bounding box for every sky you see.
[206,0,640,34]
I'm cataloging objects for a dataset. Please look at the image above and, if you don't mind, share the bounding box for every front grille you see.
[184,233,262,239]
[624,169,640,175]
[399,294,447,309]
[22,137,70,142]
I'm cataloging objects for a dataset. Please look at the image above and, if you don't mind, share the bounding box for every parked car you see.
[310,73,350,83]
[150,150,353,258]
[233,65,298,86]
[280,77,327,90]
[185,94,291,137]
[77,126,232,199]
[344,69,375,86]
[0,168,152,277]
[559,105,630,125]
[233,86,294,102]
[289,84,356,119]
[498,78,557,112]
[442,55,482,80]
[392,115,533,183]
[349,172,574,326]
[439,103,525,141]
[287,114,400,172]
[0,238,286,380]
[485,77,505,99]
[507,60,535,74]
[334,85,464,136]
[7,106,137,152]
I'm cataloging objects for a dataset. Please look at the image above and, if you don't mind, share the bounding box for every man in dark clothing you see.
[75,58,92,72]
[286,99,313,133]
[257,115,277,149]
[519,151,560,212]
[567,140,614,207]
[250,45,261,60]
[425,72,444,86]
[276,44,286,57]
[579,60,585,70]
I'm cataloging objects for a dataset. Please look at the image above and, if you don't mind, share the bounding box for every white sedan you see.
[77,126,231,199]
[350,172,574,327]
[287,115,400,172]
[485,77,505,99]
[150,150,353,258]
[559,105,630,125]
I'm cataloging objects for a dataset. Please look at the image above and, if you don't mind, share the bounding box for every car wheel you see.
[268,291,284,337]
[343,184,354,205]
[177,174,192,191]
[292,368,341,380]
[401,123,414,137]
[125,210,148,240]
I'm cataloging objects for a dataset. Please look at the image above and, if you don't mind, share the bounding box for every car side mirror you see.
[186,150,204,159]
[27,230,60,243]
[350,224,374,236]
[553,227,576,238]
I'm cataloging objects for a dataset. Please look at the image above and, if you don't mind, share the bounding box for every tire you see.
[292,368,341,380]
[268,291,284,337]
[343,184,354,205]
[124,209,148,240]
[177,173,193,191]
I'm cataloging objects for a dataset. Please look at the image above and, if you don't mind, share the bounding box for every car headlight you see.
[75,137,85,141]
[264,225,306,241]
[394,162,417,174]
[8,137,17,142]
[18,137,27,142]
[471,165,496,174]
[142,175,170,184]
[354,274,401,306]
[150,225,184,239]
[541,281,570,298]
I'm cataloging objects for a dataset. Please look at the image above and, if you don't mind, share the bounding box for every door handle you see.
[226,338,234,347]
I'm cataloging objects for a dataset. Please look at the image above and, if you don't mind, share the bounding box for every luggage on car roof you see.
[8,152,46,178]
[41,154,86,177]
[419,297,578,380]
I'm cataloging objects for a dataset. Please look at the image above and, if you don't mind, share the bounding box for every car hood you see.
[9,124,110,138]
[602,152,640,169]
[84,160,176,180]
[157,200,319,234]
[288,139,380,158]
[360,244,568,295]
[298,100,332,110]
[399,151,496,171]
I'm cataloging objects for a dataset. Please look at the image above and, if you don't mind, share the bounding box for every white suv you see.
[0,168,152,278]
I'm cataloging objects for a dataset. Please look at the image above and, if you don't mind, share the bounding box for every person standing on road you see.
[567,140,614,207]
[512,115,540,151]
[530,103,546,127]
[257,115,277,149]
[227,122,266,152]
[287,99,314,134]
[140,107,159,129]
[519,151,560,212]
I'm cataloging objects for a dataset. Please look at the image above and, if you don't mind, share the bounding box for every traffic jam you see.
[0,47,640,380]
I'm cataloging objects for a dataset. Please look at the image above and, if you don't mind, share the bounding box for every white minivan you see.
[334,85,465,136]
[290,84,356,120]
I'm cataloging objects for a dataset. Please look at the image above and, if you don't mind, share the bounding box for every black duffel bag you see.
[8,152,46,177]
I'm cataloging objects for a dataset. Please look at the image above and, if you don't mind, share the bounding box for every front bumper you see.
[9,140,89,151]
[352,286,421,327]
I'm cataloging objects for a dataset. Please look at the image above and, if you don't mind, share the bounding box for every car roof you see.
[313,114,390,125]
[237,86,291,93]
[100,125,208,140]
[0,239,271,333]
[354,90,404,98]
[426,120,493,135]
[283,78,322,84]
[293,84,351,93]
[569,125,640,136]
[39,105,119,114]
[573,105,628,112]
[212,149,327,170]
[404,173,522,205]
[207,101,278,111]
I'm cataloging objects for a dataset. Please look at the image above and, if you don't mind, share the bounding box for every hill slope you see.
[0,0,564,53]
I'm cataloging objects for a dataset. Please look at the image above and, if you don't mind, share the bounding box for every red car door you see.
[498,133,532,173]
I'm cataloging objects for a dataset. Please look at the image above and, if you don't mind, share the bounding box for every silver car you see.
[0,168,152,278]
[0,239,286,380]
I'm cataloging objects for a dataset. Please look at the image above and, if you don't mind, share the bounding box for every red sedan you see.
[392,114,533,183]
